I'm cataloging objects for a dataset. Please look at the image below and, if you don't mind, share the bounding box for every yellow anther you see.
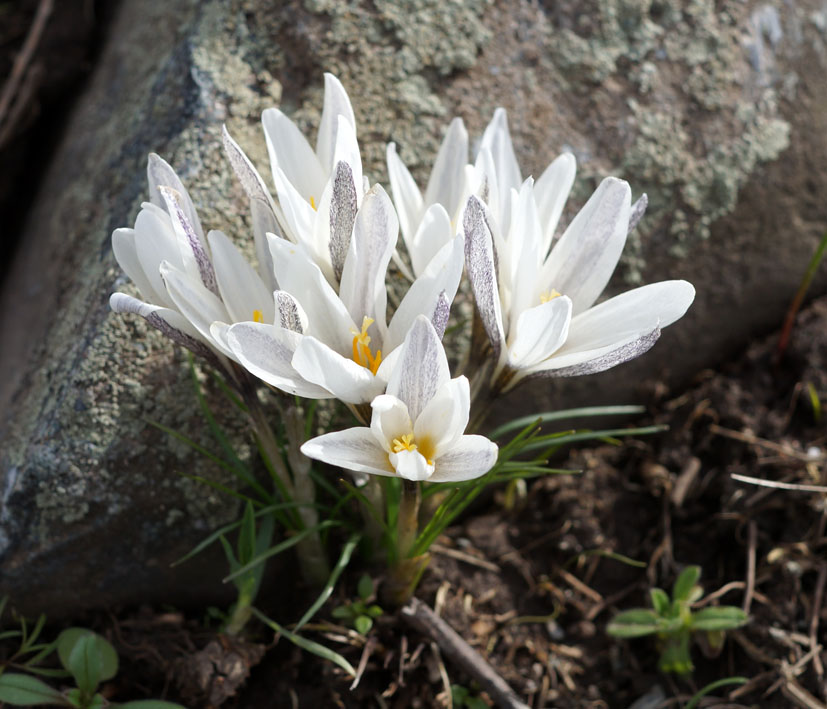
[253,309,264,323]
[309,195,317,210]
[350,317,382,375]
[540,289,562,304]
[391,433,417,454]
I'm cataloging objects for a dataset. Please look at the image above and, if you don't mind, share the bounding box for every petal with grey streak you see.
[386,316,449,421]
[463,196,505,358]
[540,177,631,315]
[301,428,394,477]
[429,436,498,483]
[329,160,358,282]
[146,153,204,242]
[227,322,333,398]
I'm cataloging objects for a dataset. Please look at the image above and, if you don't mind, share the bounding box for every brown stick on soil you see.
[400,597,530,709]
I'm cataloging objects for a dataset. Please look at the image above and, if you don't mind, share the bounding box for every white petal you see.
[507,178,544,324]
[208,230,273,324]
[338,184,398,336]
[523,280,694,378]
[386,142,424,246]
[387,234,463,351]
[227,322,333,398]
[301,428,395,477]
[507,296,572,369]
[413,376,470,459]
[292,336,386,404]
[160,263,230,354]
[332,115,363,207]
[112,227,165,306]
[269,236,354,353]
[479,108,521,212]
[132,205,181,309]
[463,196,505,358]
[389,449,434,481]
[541,176,631,315]
[110,292,214,359]
[423,117,469,217]
[471,147,501,225]
[535,152,576,255]
[370,395,413,455]
[316,73,357,174]
[429,435,498,483]
[262,107,326,201]
[146,153,204,242]
[386,315,449,421]
[409,202,453,278]
[159,186,218,295]
[271,164,316,245]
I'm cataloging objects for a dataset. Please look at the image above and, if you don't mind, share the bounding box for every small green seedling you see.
[607,566,748,674]
[331,574,383,635]
[450,684,490,709]
[0,626,185,708]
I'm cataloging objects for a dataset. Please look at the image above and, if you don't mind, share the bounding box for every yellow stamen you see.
[540,289,562,304]
[309,195,317,210]
[391,433,417,454]
[391,433,435,466]
[253,309,264,323]
[350,316,383,375]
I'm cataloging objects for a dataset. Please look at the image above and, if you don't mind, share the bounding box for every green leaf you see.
[0,673,68,705]
[672,566,702,603]
[330,606,353,620]
[690,606,748,631]
[57,629,118,694]
[487,405,646,439]
[250,608,356,677]
[365,605,383,618]
[607,609,661,637]
[117,701,189,709]
[354,616,373,635]
[684,677,748,709]
[650,588,670,615]
[238,501,257,566]
[293,533,361,633]
[357,574,373,602]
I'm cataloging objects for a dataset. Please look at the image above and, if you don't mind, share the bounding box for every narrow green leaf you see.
[519,425,668,454]
[672,566,702,603]
[0,672,68,705]
[684,677,748,709]
[238,501,257,566]
[357,574,373,602]
[607,609,661,637]
[0,630,22,641]
[294,533,361,633]
[223,522,339,583]
[690,606,748,631]
[250,607,356,676]
[488,405,646,439]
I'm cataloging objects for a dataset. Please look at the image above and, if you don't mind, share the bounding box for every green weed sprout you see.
[0,623,184,709]
[607,566,748,674]
[330,574,383,635]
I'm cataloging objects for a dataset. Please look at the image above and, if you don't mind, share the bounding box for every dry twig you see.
[400,597,530,709]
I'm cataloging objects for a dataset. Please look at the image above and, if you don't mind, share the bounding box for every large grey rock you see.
[1,0,826,614]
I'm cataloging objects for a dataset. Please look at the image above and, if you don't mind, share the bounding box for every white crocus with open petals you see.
[260,74,365,283]
[464,174,695,392]
[301,316,498,482]
[110,154,277,365]
[226,184,465,406]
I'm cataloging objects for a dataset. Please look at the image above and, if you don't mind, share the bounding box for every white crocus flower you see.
[110,154,276,365]
[386,117,469,277]
[464,175,695,392]
[301,316,498,483]
[261,74,365,282]
[226,183,465,406]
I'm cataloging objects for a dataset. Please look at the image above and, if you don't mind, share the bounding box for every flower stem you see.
[384,480,429,606]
